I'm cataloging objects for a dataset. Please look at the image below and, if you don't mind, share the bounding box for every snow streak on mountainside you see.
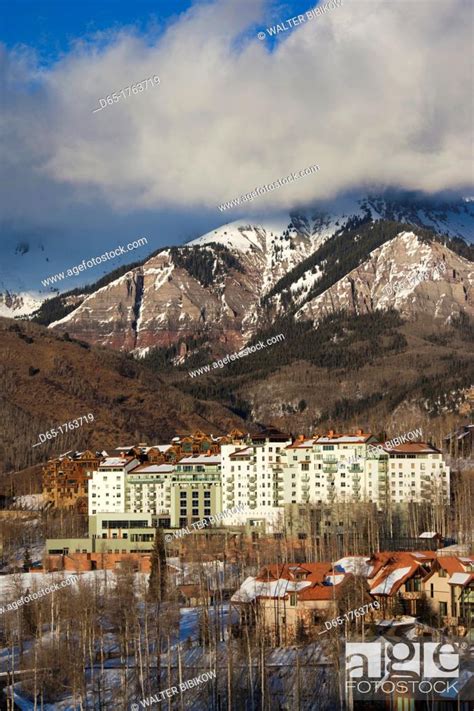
[296,232,473,324]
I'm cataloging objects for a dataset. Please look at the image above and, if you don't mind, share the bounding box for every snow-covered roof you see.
[419,531,439,538]
[287,438,315,449]
[99,457,131,467]
[129,464,174,474]
[316,434,371,444]
[230,447,253,457]
[333,556,373,577]
[178,455,221,465]
[376,615,417,627]
[324,574,345,586]
[371,566,413,595]
[231,576,311,603]
[448,572,473,586]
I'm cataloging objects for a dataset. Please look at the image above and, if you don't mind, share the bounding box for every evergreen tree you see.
[416,592,436,626]
[393,593,405,617]
[23,546,32,572]
[148,528,167,602]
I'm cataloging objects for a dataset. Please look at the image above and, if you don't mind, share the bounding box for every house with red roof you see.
[422,555,474,629]
[231,551,473,642]
[231,561,362,642]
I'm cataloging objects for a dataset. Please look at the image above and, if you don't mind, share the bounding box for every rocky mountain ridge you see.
[16,194,473,357]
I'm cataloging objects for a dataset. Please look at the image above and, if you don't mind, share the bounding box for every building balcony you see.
[301,475,310,483]
[400,590,423,600]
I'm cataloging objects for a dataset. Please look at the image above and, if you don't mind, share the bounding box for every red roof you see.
[255,562,350,602]
[256,562,332,583]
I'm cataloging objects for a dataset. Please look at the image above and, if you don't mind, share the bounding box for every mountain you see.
[3,193,474,448]
[32,194,474,357]
[0,290,43,318]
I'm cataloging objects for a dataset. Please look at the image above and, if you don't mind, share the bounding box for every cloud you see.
[1,0,473,225]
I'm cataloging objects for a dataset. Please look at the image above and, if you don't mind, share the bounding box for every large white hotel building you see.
[87,429,450,531]
[220,429,450,529]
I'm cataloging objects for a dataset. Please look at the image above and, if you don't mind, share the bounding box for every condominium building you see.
[172,455,222,528]
[88,456,139,514]
[276,431,450,506]
[43,449,104,512]
[87,453,222,527]
[78,428,449,534]
[221,429,292,529]
[280,431,379,504]
[126,463,174,515]
[384,442,450,503]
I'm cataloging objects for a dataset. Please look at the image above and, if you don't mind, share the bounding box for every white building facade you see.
[87,432,450,527]
[220,431,292,530]
[276,431,450,506]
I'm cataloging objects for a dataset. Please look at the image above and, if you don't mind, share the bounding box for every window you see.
[439,601,448,617]
[439,568,446,578]
[192,508,199,516]
[430,584,434,598]
[289,593,297,606]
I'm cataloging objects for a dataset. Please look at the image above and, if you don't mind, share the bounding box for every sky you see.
[0,0,473,295]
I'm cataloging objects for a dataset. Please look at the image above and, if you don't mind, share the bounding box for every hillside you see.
[0,318,245,477]
[149,309,474,441]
